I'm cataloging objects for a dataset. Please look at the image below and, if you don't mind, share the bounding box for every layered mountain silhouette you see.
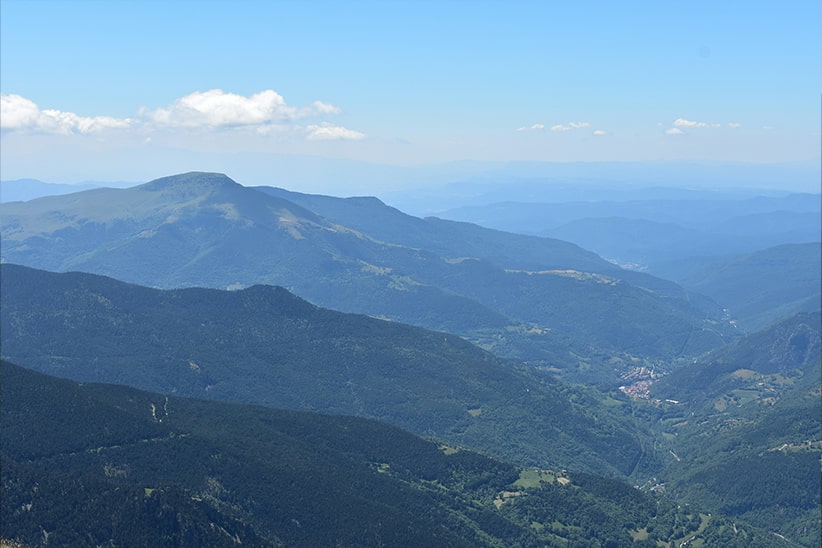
[0,172,733,383]
[0,264,642,476]
[674,243,822,331]
[1,170,818,544]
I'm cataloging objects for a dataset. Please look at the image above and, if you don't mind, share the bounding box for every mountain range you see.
[0,263,642,476]
[438,192,820,282]
[2,263,818,544]
[0,172,733,384]
[1,171,818,545]
[672,243,821,331]
[2,360,788,547]
[646,311,821,545]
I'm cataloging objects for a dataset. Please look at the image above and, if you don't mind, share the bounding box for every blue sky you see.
[1,0,819,188]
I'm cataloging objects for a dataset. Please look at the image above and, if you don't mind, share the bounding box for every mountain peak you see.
[139,172,241,192]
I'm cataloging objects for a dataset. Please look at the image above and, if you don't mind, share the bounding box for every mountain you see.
[642,311,822,546]
[651,310,821,408]
[439,194,821,293]
[0,264,644,476]
[2,361,786,547]
[671,243,822,331]
[379,161,821,216]
[0,178,132,202]
[254,185,719,297]
[0,172,732,384]
[441,194,821,234]
[253,186,624,274]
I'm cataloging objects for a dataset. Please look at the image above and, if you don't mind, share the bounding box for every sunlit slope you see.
[0,172,731,375]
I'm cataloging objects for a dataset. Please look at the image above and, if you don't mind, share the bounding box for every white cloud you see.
[143,89,338,128]
[1,90,365,143]
[673,117,720,128]
[593,129,607,136]
[728,122,742,129]
[665,127,684,135]
[312,101,342,115]
[1,93,133,134]
[306,122,365,141]
[517,123,545,131]
[551,121,590,132]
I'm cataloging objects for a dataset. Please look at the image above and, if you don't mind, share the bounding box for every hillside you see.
[255,185,721,315]
[0,264,642,476]
[641,311,822,546]
[439,193,820,319]
[674,243,821,331]
[0,172,732,383]
[254,186,627,274]
[441,193,820,236]
[652,310,821,406]
[1,361,791,547]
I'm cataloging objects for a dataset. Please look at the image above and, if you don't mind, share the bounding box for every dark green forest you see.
[0,263,643,476]
[642,311,822,545]
[1,361,792,547]
[1,265,819,545]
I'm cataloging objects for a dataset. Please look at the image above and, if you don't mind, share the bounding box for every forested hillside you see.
[674,243,821,331]
[642,311,822,546]
[0,172,732,383]
[0,264,642,476]
[1,361,791,547]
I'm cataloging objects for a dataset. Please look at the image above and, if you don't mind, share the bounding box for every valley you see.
[2,3,817,545]
[2,361,793,547]
[0,172,819,546]
[0,172,737,386]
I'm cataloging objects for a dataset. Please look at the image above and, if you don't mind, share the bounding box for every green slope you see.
[641,311,822,546]
[1,361,790,548]
[678,243,822,331]
[0,264,642,476]
[0,172,732,383]
[255,185,723,314]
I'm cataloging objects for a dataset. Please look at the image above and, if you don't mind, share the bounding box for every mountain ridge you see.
[3,360,787,547]
[0,263,643,476]
[0,172,733,384]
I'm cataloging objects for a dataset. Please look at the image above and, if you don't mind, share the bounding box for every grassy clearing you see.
[629,527,649,541]
[513,468,557,489]
[730,368,758,380]
[438,443,460,455]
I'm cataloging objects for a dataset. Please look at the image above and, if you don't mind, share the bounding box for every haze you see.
[1,1,819,194]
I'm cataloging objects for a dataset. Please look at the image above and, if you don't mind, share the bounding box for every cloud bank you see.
[142,89,341,128]
[1,94,133,134]
[1,90,364,141]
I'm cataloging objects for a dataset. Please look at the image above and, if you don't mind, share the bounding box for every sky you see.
[1,0,820,191]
